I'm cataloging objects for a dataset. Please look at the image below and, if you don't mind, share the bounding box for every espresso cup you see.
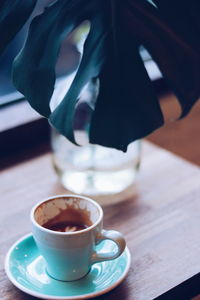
[31,194,126,281]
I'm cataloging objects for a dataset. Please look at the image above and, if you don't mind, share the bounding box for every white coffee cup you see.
[31,194,126,281]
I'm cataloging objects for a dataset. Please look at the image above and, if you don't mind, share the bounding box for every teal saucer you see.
[5,234,131,300]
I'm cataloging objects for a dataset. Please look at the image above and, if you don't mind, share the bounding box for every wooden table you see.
[1,141,200,300]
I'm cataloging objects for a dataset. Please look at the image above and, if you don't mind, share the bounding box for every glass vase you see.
[51,127,141,206]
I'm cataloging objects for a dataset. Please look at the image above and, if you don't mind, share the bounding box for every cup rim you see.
[30,194,103,236]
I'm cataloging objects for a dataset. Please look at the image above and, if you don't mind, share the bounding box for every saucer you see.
[5,233,131,299]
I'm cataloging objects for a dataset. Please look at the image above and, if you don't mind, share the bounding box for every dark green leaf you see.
[13,0,94,117]
[12,0,200,151]
[90,2,164,150]
[148,0,200,117]
[49,2,109,144]
[0,0,37,56]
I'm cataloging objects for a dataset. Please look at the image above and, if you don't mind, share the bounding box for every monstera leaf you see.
[3,0,200,150]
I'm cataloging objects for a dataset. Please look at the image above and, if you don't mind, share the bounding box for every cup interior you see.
[33,196,101,231]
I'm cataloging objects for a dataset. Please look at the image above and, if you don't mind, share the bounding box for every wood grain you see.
[1,141,200,300]
[148,93,200,166]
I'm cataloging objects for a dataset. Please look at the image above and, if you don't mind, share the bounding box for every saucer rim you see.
[5,233,131,300]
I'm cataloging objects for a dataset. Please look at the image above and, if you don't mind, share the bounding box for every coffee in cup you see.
[41,205,93,232]
[31,194,126,281]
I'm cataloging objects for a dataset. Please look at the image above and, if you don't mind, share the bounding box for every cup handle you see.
[91,229,126,264]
